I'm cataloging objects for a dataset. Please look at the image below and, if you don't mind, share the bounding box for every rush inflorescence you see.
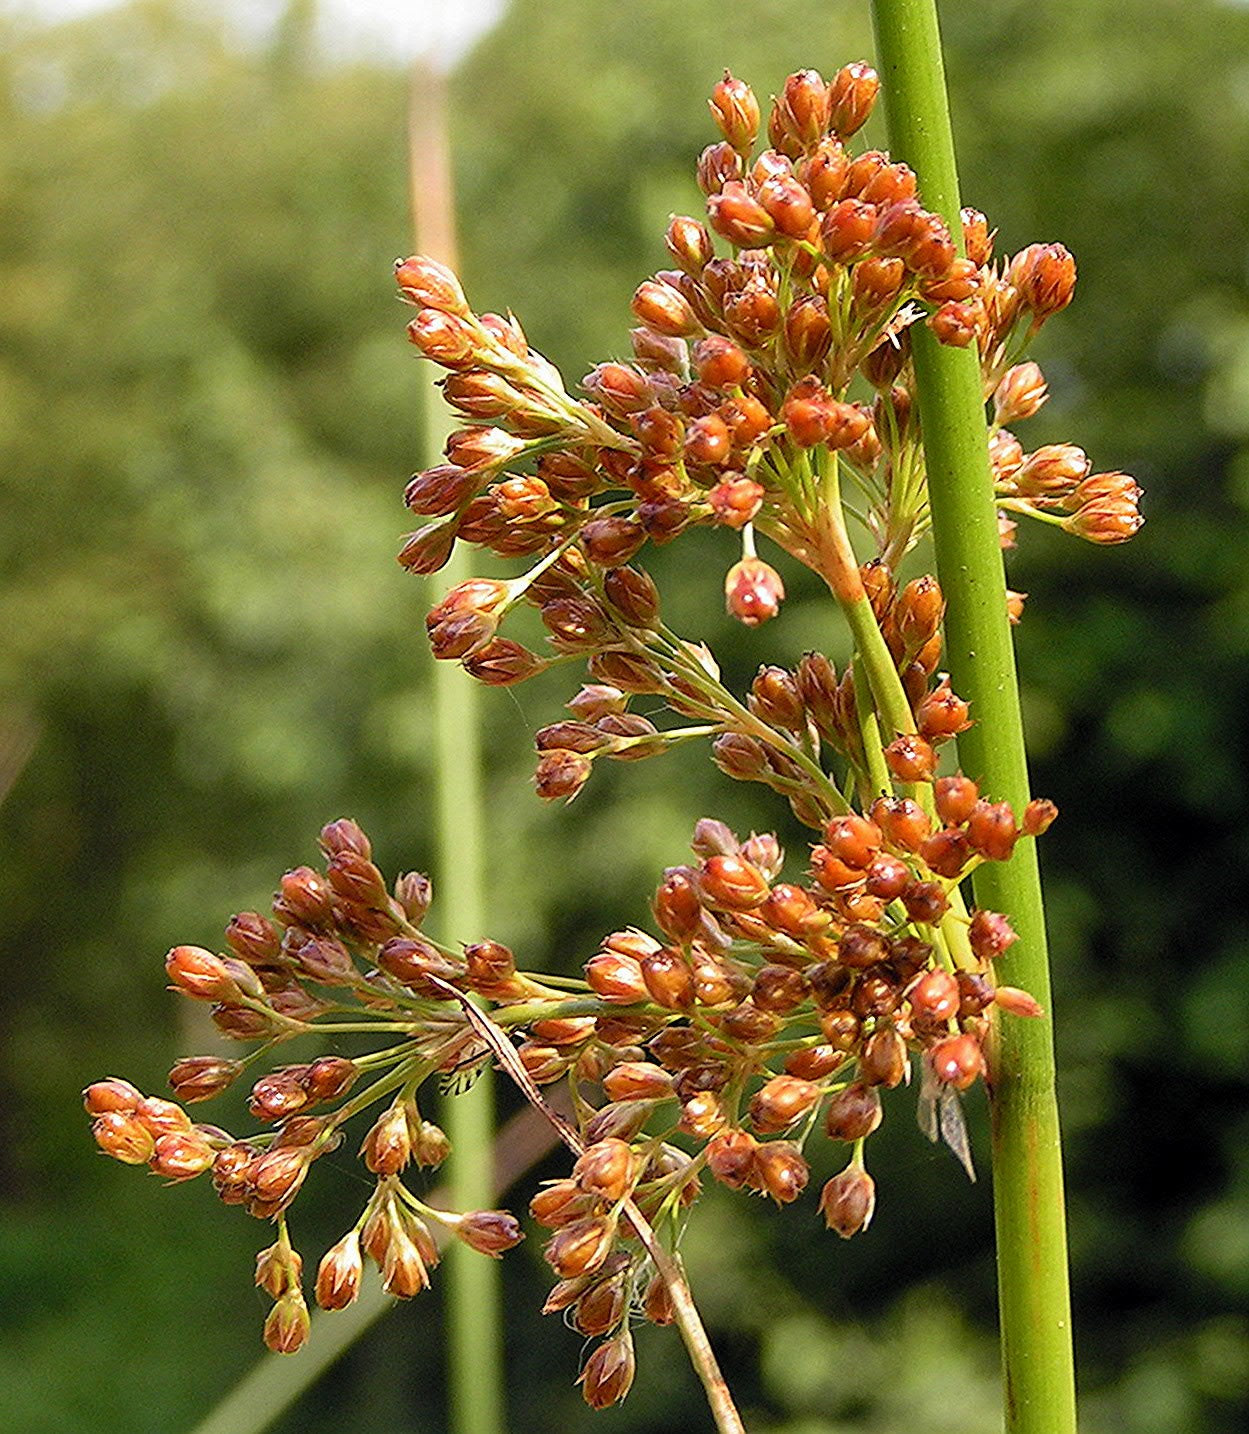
[86,62,1139,1413]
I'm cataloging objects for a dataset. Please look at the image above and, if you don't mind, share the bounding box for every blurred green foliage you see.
[2,0,1248,1430]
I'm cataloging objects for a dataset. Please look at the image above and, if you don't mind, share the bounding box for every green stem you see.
[411,60,505,1434]
[869,5,1078,1432]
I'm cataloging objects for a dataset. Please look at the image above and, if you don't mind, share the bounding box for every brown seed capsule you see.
[394,253,469,314]
[264,1291,311,1354]
[707,181,775,246]
[1022,798,1058,836]
[902,880,949,924]
[930,1033,985,1090]
[934,774,980,826]
[824,1082,883,1142]
[786,1044,843,1080]
[1009,241,1077,319]
[643,1272,676,1325]
[967,800,1019,862]
[968,909,1018,960]
[753,964,807,1014]
[919,828,974,880]
[457,1210,525,1256]
[83,1077,144,1117]
[755,1140,810,1203]
[827,61,879,137]
[860,1027,908,1088]
[699,853,771,910]
[533,748,593,803]
[872,796,931,852]
[956,970,995,1019]
[884,734,937,783]
[706,1128,758,1188]
[574,1139,639,1202]
[579,1330,636,1410]
[820,1009,861,1051]
[545,1216,616,1279]
[640,948,695,1010]
[602,1062,673,1102]
[909,967,960,1022]
[821,197,877,262]
[820,1164,876,1237]
[529,1180,593,1230]
[165,945,240,1003]
[838,924,890,969]
[316,1232,363,1311]
[92,1111,156,1164]
[822,813,883,869]
[865,854,909,900]
[749,1076,821,1134]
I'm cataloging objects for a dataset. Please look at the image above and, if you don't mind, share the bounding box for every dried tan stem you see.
[429,979,747,1434]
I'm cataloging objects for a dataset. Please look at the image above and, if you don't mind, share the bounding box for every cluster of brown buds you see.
[85,818,527,1354]
[87,62,1134,1414]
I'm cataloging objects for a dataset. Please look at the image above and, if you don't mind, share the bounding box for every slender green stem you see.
[869,4,1078,1431]
[411,60,505,1434]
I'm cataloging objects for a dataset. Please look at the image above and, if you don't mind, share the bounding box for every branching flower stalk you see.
[86,57,1139,1428]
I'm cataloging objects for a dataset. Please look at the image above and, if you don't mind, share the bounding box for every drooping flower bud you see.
[725,556,785,626]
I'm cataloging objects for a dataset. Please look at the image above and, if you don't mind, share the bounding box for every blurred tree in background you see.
[2,0,1248,1430]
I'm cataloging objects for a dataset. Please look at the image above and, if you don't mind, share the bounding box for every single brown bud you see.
[665,216,716,278]
[967,800,1019,862]
[545,1216,616,1279]
[884,733,937,783]
[692,335,751,391]
[930,1033,985,1090]
[909,967,960,1022]
[968,909,1018,960]
[820,197,877,262]
[707,181,775,247]
[872,796,931,852]
[381,1222,433,1298]
[1062,495,1144,544]
[456,1209,525,1256]
[750,1075,820,1134]
[165,945,240,1003]
[699,853,770,910]
[917,678,972,742]
[960,207,994,266]
[533,748,593,803]
[135,1095,193,1137]
[934,774,980,826]
[579,1330,636,1410]
[83,1077,143,1117]
[820,1164,876,1237]
[709,71,761,152]
[861,1027,908,1088]
[902,880,949,924]
[361,1102,411,1176]
[635,947,693,1011]
[530,1180,595,1230]
[394,254,470,314]
[697,140,745,197]
[824,1082,883,1141]
[167,1056,242,1104]
[652,867,703,942]
[631,279,701,338]
[1009,242,1076,318]
[264,1290,311,1355]
[758,174,816,239]
[397,520,457,575]
[316,1231,363,1311]
[1022,798,1058,836]
[602,1062,673,1102]
[725,556,785,626]
[752,963,807,1014]
[92,1111,156,1164]
[773,69,830,151]
[574,1138,639,1202]
[754,1140,810,1203]
[994,362,1049,425]
[928,298,980,348]
[784,1044,842,1081]
[706,1127,758,1188]
[712,731,771,782]
[225,911,281,966]
[586,949,649,1004]
[643,1271,676,1325]
[919,827,974,879]
[995,985,1045,1019]
[827,61,879,137]
[406,308,477,368]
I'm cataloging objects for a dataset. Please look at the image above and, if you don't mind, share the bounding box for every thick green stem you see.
[869,5,1078,1431]
[411,61,505,1434]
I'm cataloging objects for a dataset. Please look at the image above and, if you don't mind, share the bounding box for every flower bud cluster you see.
[86,817,529,1352]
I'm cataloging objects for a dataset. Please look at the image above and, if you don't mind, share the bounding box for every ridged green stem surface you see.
[868,3,1079,1430]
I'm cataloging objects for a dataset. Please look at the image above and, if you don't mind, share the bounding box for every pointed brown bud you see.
[902,880,948,924]
[361,1101,411,1176]
[827,62,879,137]
[699,853,771,910]
[706,1127,758,1188]
[692,334,751,390]
[456,1209,524,1256]
[1022,798,1058,836]
[960,207,994,266]
[884,733,937,783]
[994,362,1049,425]
[824,1082,883,1142]
[83,1077,143,1117]
[709,71,760,152]
[316,1231,363,1311]
[967,800,1019,861]
[909,967,960,1022]
[1009,242,1076,318]
[917,678,972,742]
[545,1216,616,1280]
[919,827,974,879]
[579,1330,636,1410]
[92,1111,156,1164]
[394,254,470,315]
[968,909,1018,960]
[749,1076,820,1134]
[165,945,240,1003]
[406,308,478,368]
[168,1056,242,1104]
[586,949,649,1004]
[820,1164,876,1237]
[707,181,775,247]
[533,748,593,803]
[574,1138,639,1202]
[263,1290,310,1354]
